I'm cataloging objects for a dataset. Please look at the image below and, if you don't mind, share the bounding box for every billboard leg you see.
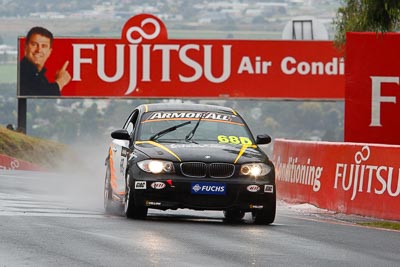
[17,98,27,133]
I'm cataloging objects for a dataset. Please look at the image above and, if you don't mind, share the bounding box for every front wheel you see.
[223,209,245,222]
[252,197,276,225]
[104,164,115,214]
[124,173,148,219]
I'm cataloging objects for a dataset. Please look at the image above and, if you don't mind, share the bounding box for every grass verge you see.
[0,126,68,169]
[358,221,400,231]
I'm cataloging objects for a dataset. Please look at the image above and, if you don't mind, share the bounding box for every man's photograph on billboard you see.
[18,26,71,97]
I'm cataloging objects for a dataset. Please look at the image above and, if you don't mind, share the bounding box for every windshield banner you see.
[18,13,344,99]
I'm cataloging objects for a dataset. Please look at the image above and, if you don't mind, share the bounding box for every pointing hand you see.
[55,60,71,91]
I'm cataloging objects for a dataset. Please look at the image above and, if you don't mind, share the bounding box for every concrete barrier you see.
[272,139,400,220]
[0,154,44,171]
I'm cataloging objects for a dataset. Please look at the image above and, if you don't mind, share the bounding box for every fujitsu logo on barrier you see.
[275,156,323,192]
[334,146,400,200]
[0,158,20,170]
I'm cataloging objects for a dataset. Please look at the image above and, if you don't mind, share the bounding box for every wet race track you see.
[1,169,399,267]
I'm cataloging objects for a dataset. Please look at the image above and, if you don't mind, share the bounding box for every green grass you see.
[0,63,17,83]
[358,221,400,231]
[0,126,68,169]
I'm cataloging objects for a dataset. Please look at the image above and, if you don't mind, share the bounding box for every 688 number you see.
[217,135,252,145]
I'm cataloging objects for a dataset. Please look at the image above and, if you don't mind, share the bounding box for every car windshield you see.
[138,110,254,145]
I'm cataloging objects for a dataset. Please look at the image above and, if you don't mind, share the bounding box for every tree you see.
[333,0,400,48]
[80,103,100,139]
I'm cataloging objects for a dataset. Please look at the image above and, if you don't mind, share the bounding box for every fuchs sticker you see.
[151,182,166,189]
[264,185,274,193]
[135,181,146,189]
[247,185,260,192]
[191,182,226,195]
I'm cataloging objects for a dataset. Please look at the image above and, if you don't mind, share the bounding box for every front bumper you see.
[130,175,276,211]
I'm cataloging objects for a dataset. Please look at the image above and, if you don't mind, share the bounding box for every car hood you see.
[134,141,267,164]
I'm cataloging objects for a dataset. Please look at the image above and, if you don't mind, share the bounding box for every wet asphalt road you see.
[0,170,399,267]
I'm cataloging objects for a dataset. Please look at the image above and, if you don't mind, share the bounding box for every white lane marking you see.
[0,192,104,218]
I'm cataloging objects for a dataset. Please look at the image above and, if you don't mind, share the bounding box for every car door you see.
[109,110,139,196]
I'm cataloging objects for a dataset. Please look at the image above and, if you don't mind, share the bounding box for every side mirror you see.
[111,129,131,140]
[256,134,271,145]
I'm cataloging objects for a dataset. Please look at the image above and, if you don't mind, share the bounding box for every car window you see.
[124,110,139,136]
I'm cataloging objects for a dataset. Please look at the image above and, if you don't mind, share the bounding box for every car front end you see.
[127,141,275,216]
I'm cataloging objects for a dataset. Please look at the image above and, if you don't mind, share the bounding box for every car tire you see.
[252,196,276,225]
[104,164,115,214]
[124,173,148,219]
[223,209,245,222]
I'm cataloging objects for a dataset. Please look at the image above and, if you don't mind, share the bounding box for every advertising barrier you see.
[0,154,43,171]
[272,139,400,220]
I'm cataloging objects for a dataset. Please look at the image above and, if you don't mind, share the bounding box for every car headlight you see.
[240,163,271,177]
[137,160,175,174]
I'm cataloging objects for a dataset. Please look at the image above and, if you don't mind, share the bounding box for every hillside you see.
[0,126,68,169]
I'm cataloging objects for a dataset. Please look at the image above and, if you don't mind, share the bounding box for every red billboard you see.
[18,14,344,99]
[345,32,400,145]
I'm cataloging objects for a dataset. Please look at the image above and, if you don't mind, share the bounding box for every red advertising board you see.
[345,32,400,145]
[18,14,344,99]
[273,139,400,220]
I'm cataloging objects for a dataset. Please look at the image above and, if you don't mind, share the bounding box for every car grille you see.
[180,162,235,178]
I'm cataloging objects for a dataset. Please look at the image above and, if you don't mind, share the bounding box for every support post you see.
[17,98,27,133]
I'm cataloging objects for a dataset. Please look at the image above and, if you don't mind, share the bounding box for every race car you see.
[104,103,276,224]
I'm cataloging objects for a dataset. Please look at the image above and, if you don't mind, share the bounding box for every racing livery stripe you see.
[144,105,148,112]
[230,108,237,115]
[109,147,125,195]
[234,144,257,164]
[109,147,118,192]
[136,141,182,162]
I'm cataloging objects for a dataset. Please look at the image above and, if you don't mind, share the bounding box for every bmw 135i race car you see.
[104,103,276,224]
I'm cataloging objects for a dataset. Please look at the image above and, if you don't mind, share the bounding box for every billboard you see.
[18,14,344,99]
[345,32,400,145]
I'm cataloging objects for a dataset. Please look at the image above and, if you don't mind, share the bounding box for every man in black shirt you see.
[19,26,71,96]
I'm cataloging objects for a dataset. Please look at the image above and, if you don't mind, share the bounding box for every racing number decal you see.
[218,135,252,145]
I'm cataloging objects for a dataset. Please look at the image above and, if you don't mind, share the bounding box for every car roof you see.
[137,103,237,114]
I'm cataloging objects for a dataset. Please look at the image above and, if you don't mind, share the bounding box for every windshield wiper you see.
[185,113,206,142]
[149,121,191,141]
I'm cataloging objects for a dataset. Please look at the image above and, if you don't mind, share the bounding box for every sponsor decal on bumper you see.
[135,181,146,189]
[191,182,226,195]
[151,182,166,189]
[145,201,162,206]
[250,204,264,209]
[264,185,274,193]
[247,185,261,192]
